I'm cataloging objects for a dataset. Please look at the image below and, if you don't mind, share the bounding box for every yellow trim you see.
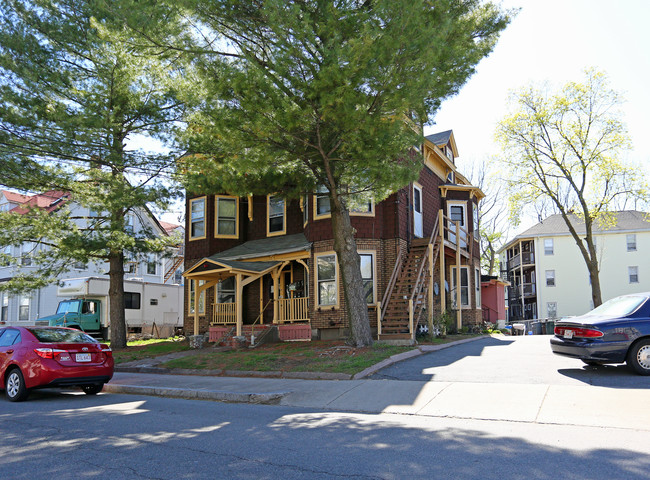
[440,184,486,201]
[314,251,340,309]
[247,195,253,221]
[215,195,239,239]
[267,194,286,237]
[187,279,206,315]
[188,196,207,241]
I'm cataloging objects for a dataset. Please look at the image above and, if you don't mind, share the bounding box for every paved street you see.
[3,334,650,479]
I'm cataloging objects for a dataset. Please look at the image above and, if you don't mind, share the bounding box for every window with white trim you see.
[316,254,337,306]
[451,266,469,308]
[547,302,557,318]
[448,202,467,247]
[544,239,554,255]
[473,202,479,240]
[268,195,286,235]
[189,197,206,239]
[315,186,331,217]
[189,279,206,314]
[475,268,481,309]
[627,234,637,252]
[1,291,8,323]
[21,242,34,266]
[146,254,158,275]
[546,270,556,287]
[19,295,30,321]
[629,266,639,283]
[216,196,238,237]
[359,253,375,304]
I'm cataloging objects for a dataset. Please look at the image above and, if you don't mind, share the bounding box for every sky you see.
[427,0,650,205]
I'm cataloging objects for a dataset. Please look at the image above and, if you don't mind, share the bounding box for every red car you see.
[0,326,114,402]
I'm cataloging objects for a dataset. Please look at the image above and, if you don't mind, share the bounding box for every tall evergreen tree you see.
[0,0,190,347]
[170,0,510,346]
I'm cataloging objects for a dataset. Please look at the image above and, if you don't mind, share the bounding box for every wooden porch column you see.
[456,221,462,330]
[272,270,280,323]
[439,211,446,314]
[236,273,244,336]
[193,278,199,336]
[428,243,434,333]
[259,279,264,325]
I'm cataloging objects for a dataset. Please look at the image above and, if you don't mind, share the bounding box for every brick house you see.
[183,130,483,342]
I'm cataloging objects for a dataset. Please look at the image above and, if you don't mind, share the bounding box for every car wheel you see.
[81,384,104,395]
[5,368,29,402]
[627,339,650,376]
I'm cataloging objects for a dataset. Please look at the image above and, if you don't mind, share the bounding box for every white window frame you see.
[146,254,158,276]
[546,270,556,287]
[267,195,286,237]
[447,201,467,247]
[544,238,554,255]
[358,251,377,305]
[475,268,481,309]
[217,277,236,303]
[1,290,8,323]
[19,295,30,321]
[451,265,470,309]
[627,234,637,252]
[315,252,338,307]
[189,197,207,240]
[215,196,239,239]
[473,202,479,240]
[21,242,34,266]
[629,266,639,284]
[547,302,557,319]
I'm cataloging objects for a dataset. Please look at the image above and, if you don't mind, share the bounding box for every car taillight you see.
[554,326,604,338]
[100,345,112,357]
[34,348,71,361]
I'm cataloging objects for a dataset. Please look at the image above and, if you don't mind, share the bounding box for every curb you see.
[102,383,289,404]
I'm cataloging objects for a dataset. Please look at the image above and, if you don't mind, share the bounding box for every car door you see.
[0,328,21,379]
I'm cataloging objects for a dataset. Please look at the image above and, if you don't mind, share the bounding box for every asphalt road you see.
[371,334,650,388]
[2,390,650,480]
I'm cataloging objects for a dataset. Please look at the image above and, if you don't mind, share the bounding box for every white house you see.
[499,211,650,321]
[0,190,184,326]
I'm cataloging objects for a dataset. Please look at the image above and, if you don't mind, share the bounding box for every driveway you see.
[371,334,650,388]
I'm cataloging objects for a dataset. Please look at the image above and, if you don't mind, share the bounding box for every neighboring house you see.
[0,190,183,326]
[183,130,484,342]
[499,211,650,321]
[481,275,509,325]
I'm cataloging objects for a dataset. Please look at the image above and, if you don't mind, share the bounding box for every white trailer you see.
[48,276,183,338]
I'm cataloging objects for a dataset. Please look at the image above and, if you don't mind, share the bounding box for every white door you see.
[413,185,423,238]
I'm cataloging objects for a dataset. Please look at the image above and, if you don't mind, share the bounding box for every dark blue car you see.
[550,292,650,375]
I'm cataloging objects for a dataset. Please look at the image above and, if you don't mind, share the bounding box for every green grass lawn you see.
[112,338,191,364]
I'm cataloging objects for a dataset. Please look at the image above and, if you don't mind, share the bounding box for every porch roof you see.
[208,233,311,261]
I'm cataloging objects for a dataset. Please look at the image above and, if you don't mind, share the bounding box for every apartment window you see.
[547,302,557,319]
[217,277,236,303]
[19,295,30,321]
[1,291,8,323]
[316,254,337,306]
[1,245,12,266]
[189,279,206,314]
[473,202,479,240]
[546,270,556,287]
[544,239,554,255]
[189,197,206,240]
[124,256,137,274]
[448,202,467,247]
[348,193,373,215]
[627,234,637,252]
[124,292,141,310]
[21,242,34,266]
[267,195,286,236]
[146,254,158,275]
[359,253,375,304]
[216,196,238,238]
[451,266,469,308]
[629,266,639,284]
[302,195,308,226]
[315,186,331,218]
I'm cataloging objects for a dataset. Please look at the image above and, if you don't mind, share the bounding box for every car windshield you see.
[56,300,80,315]
[27,328,97,344]
[587,295,647,317]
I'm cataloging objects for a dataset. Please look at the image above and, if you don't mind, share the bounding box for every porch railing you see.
[212,302,236,324]
[277,297,309,323]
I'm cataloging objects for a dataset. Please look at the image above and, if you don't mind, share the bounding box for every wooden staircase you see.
[378,211,442,342]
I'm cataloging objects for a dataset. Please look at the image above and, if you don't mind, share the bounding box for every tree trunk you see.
[330,199,373,347]
[586,257,603,308]
[108,251,127,349]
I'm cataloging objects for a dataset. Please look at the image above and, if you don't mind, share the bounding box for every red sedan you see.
[0,326,114,402]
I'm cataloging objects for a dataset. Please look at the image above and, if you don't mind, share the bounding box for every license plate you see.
[564,330,573,339]
[76,353,91,362]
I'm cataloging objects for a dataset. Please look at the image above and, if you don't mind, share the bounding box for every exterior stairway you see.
[379,237,440,341]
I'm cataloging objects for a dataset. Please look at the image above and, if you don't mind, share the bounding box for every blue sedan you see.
[550,292,650,375]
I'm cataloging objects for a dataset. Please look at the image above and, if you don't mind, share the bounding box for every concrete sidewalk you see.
[103,371,650,431]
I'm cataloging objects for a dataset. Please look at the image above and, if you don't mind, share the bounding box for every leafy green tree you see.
[0,0,189,347]
[170,0,510,346]
[497,69,648,307]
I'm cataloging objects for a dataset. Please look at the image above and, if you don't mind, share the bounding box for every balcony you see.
[507,251,535,270]
[508,282,536,300]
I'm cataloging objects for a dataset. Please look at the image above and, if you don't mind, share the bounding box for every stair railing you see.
[250,299,273,347]
[379,253,403,325]
[407,210,441,339]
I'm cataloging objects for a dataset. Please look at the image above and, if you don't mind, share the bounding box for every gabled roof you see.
[9,190,70,214]
[1,190,31,204]
[424,129,459,158]
[500,211,650,252]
